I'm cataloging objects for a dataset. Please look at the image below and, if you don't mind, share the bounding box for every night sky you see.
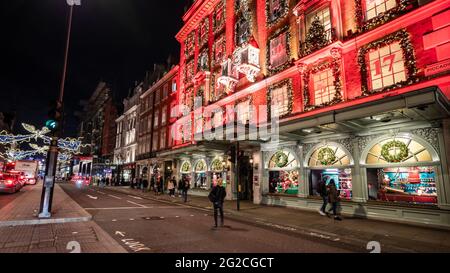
[0,0,188,137]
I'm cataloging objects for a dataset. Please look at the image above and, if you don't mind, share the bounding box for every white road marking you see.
[108,194,122,200]
[128,195,143,200]
[115,231,126,237]
[127,200,148,208]
[112,219,117,222]
[87,195,98,200]
[96,191,107,195]
[129,218,135,221]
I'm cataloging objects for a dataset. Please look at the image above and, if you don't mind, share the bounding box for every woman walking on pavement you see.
[208,178,227,228]
[327,179,342,221]
[168,178,175,197]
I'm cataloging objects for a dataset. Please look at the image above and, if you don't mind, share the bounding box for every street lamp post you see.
[39,3,76,218]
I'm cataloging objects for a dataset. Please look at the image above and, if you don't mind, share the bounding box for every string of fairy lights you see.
[0,123,88,163]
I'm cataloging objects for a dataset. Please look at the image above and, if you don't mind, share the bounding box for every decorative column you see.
[297,145,308,198]
[296,62,309,111]
[437,124,450,210]
[253,150,263,204]
[351,136,366,203]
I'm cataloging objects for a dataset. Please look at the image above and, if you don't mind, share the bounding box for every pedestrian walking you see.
[155,176,161,195]
[150,176,155,192]
[208,178,227,228]
[142,179,149,193]
[168,178,175,197]
[160,176,165,195]
[317,177,328,216]
[182,177,190,202]
[177,178,183,197]
[327,179,342,221]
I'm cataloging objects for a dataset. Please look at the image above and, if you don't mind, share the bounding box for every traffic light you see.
[46,100,63,133]
[227,145,236,163]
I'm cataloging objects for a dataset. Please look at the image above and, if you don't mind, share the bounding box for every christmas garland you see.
[267,78,293,119]
[265,0,289,29]
[181,161,191,173]
[211,159,224,172]
[195,160,207,172]
[273,151,289,168]
[303,58,343,111]
[355,0,416,33]
[358,29,418,96]
[266,25,293,75]
[318,147,337,166]
[381,140,409,163]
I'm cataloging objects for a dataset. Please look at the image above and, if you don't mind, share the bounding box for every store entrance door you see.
[238,156,253,201]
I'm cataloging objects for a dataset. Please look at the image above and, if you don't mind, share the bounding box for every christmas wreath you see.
[274,151,289,168]
[318,147,337,166]
[381,140,409,163]
[181,162,191,173]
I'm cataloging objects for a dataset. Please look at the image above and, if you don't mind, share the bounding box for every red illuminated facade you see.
[161,0,450,227]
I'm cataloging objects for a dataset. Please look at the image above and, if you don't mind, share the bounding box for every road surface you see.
[60,183,354,253]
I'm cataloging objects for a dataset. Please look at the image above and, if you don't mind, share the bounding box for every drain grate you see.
[142,216,165,221]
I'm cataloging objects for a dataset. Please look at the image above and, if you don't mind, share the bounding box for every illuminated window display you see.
[268,150,299,195]
[365,136,438,205]
[367,167,437,204]
[194,159,208,189]
[310,169,353,200]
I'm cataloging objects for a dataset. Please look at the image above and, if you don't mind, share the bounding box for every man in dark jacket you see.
[317,177,328,216]
[208,179,227,228]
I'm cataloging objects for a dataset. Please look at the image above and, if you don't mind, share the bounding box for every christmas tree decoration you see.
[358,29,418,96]
[304,15,329,55]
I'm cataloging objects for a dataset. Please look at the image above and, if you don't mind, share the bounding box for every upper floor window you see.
[305,6,332,43]
[268,28,290,72]
[367,41,406,91]
[270,81,291,117]
[312,68,336,106]
[161,106,167,125]
[152,131,159,151]
[163,84,168,99]
[160,129,167,150]
[154,110,159,128]
[267,0,289,27]
[171,79,177,93]
[365,0,397,21]
[237,100,250,124]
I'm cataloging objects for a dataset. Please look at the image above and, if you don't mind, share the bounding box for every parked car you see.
[8,171,27,187]
[0,173,22,194]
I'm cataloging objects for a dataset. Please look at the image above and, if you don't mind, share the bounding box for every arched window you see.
[194,159,207,173]
[366,137,433,164]
[308,144,351,167]
[211,158,224,172]
[180,161,191,174]
[268,150,298,170]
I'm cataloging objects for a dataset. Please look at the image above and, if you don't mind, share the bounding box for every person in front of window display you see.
[327,179,342,221]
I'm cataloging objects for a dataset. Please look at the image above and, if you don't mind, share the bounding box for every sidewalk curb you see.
[99,186,416,253]
[0,216,92,227]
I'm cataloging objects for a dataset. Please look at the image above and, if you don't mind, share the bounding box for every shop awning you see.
[279,86,450,138]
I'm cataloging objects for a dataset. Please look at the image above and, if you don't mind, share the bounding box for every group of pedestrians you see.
[317,178,343,221]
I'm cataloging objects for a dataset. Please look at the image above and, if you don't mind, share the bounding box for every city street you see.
[60,183,352,253]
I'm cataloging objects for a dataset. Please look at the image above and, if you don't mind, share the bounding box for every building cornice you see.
[176,0,220,42]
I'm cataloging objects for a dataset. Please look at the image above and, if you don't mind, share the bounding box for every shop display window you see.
[367,167,437,204]
[269,170,299,195]
[310,169,353,200]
